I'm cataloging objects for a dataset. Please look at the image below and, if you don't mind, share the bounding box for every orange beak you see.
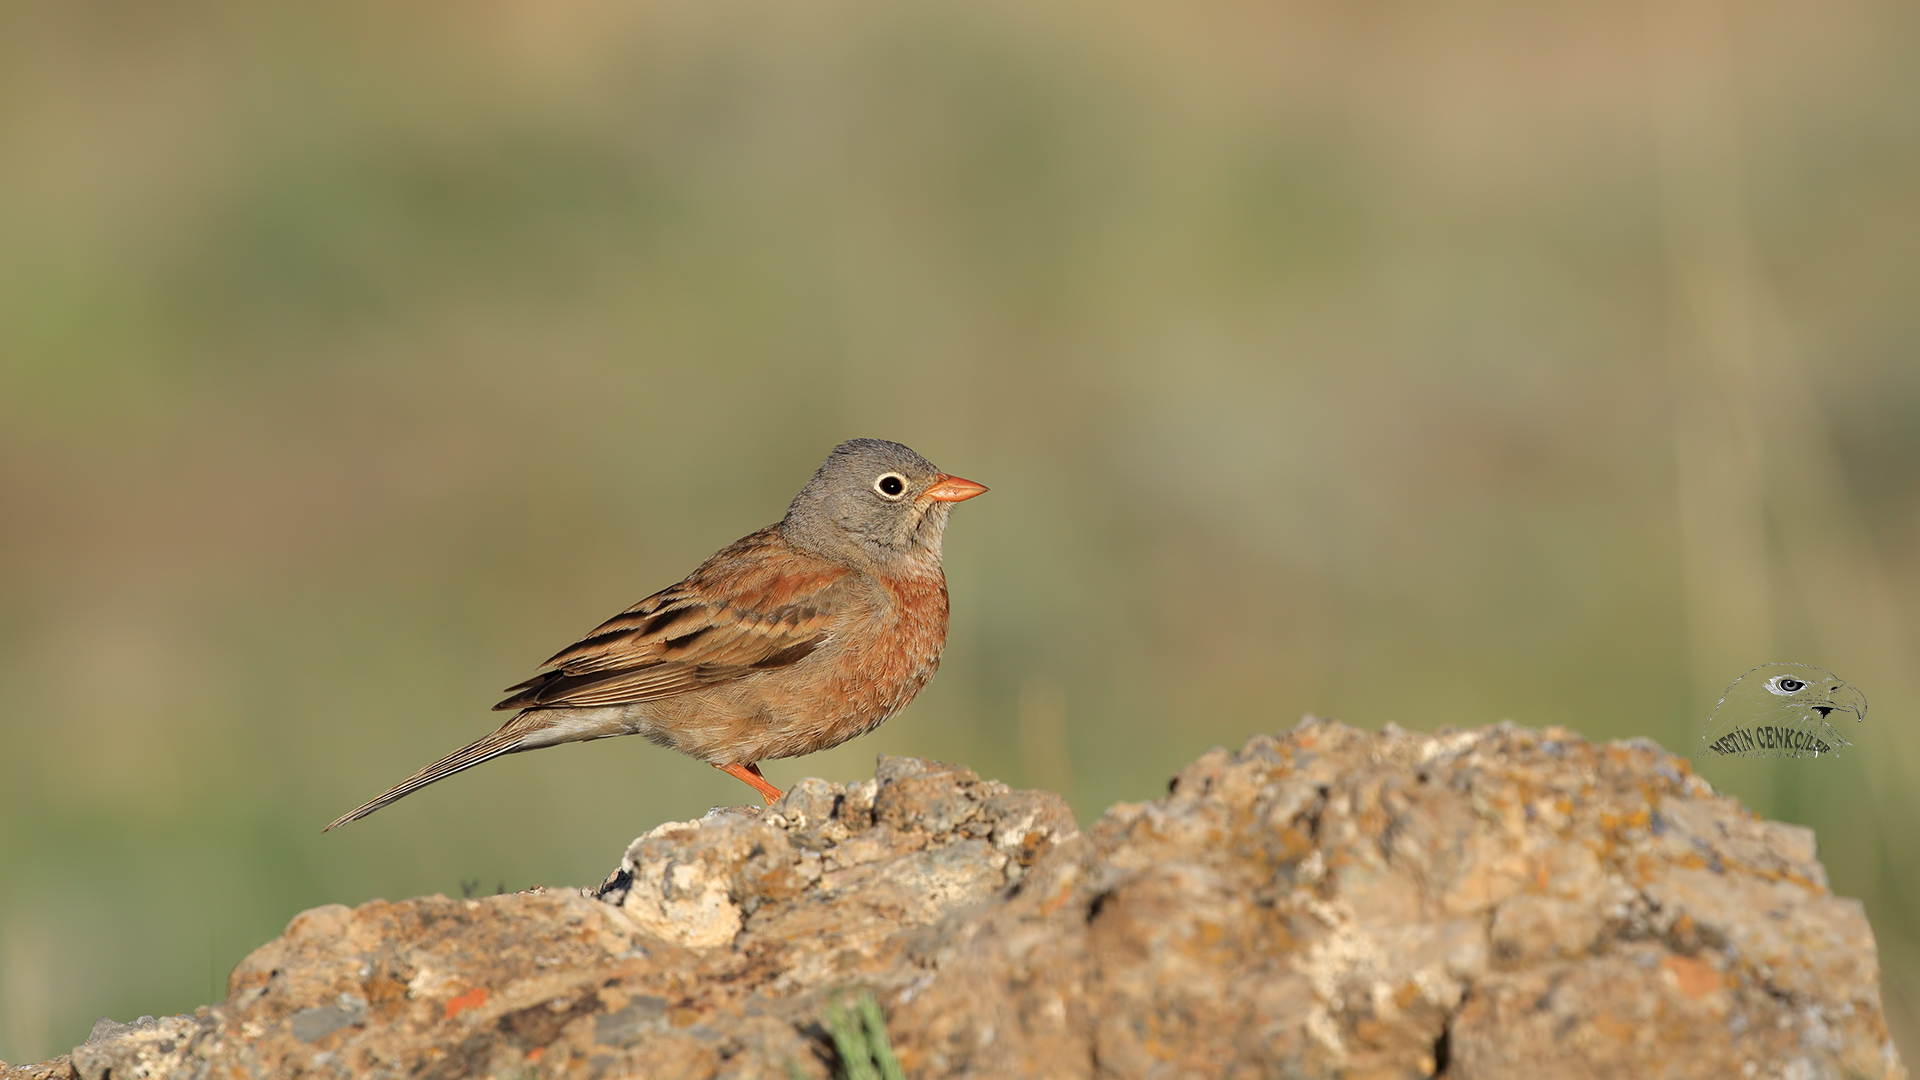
[924,474,989,502]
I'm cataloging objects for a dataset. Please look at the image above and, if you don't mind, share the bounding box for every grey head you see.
[781,439,986,568]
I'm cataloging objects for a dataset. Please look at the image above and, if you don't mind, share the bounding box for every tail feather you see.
[324,720,536,832]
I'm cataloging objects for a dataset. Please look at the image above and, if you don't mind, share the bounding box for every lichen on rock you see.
[4,721,1906,1080]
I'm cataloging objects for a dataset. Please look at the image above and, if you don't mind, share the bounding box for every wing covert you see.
[493,528,852,712]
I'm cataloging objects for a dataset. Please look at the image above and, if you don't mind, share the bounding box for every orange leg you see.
[714,761,784,805]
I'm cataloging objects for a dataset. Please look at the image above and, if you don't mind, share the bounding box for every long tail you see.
[324,712,560,831]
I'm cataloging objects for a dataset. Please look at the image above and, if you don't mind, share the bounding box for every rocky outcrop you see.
[4,719,1905,1079]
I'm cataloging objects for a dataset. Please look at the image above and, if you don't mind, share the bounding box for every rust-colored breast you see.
[753,564,948,761]
[857,569,950,720]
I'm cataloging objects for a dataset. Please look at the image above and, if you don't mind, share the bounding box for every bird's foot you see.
[714,761,784,805]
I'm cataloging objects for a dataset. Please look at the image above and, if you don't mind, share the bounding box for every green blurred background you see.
[3,0,1917,1063]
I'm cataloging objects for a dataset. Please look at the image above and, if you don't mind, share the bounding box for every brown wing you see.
[493,527,851,712]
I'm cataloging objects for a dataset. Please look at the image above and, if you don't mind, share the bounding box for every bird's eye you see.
[1768,676,1808,695]
[874,473,907,499]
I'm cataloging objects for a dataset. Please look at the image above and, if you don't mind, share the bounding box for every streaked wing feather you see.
[535,592,698,674]
[494,527,850,712]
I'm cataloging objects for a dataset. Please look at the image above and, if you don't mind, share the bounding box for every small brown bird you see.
[325,439,985,830]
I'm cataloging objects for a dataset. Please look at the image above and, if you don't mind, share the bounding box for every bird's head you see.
[782,438,986,568]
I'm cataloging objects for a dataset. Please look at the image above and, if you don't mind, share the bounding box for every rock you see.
[69,1014,201,1080]
[2,722,1905,1080]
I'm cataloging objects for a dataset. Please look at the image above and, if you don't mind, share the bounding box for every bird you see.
[325,439,986,830]
[1698,662,1867,760]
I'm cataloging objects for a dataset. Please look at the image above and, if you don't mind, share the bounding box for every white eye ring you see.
[874,473,908,500]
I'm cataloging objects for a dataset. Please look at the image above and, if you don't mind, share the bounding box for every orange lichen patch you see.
[1598,808,1651,832]
[1690,854,1828,896]
[1039,878,1079,916]
[1351,1017,1392,1046]
[444,987,489,1019]
[1267,825,1314,862]
[1662,955,1720,999]
[1629,853,1662,887]
[1719,859,1829,895]
[1590,1010,1636,1042]
[363,971,410,1018]
[1667,914,1709,955]
[1781,869,1828,895]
